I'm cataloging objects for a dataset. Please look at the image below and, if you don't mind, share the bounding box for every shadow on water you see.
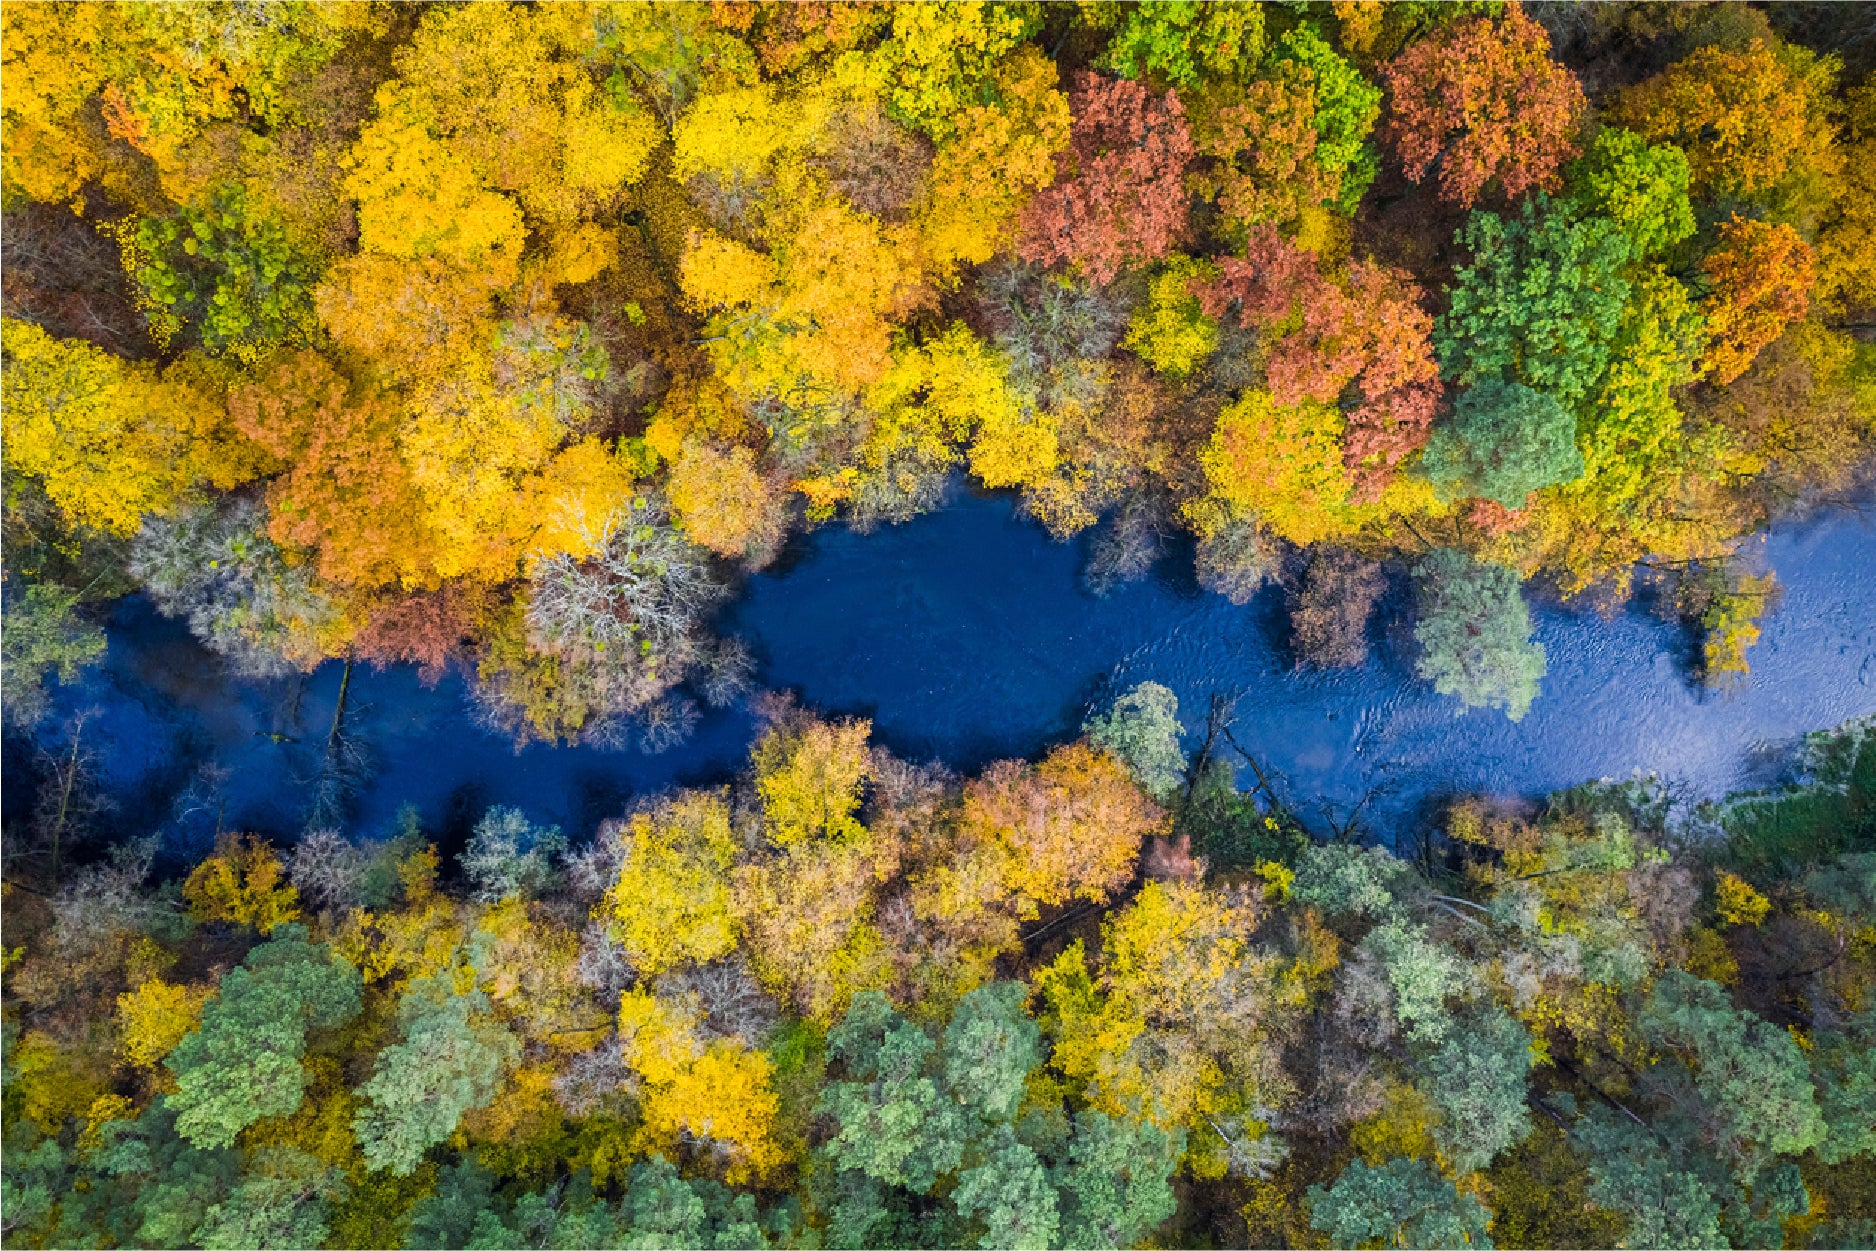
[18,486,1876,862]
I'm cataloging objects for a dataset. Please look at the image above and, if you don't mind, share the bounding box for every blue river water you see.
[21,488,1876,861]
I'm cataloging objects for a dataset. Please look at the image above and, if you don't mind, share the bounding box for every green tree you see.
[1420,379,1585,509]
[192,1148,343,1251]
[1437,198,1633,407]
[1308,1156,1495,1249]
[1291,842,1411,920]
[1412,549,1547,721]
[1568,128,1695,259]
[163,926,362,1150]
[943,981,1044,1123]
[1083,681,1187,803]
[1269,23,1381,212]
[1053,1110,1182,1250]
[1096,0,1264,90]
[1576,1109,1728,1251]
[953,1127,1059,1250]
[1,582,106,727]
[352,976,519,1176]
[126,184,319,362]
[1637,970,1826,1165]
[818,991,976,1193]
[1422,1007,1533,1175]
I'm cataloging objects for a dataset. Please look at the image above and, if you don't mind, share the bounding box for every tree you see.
[1421,1007,1532,1174]
[1412,549,1546,721]
[952,1128,1058,1250]
[1020,71,1195,285]
[1291,549,1386,668]
[227,351,436,589]
[124,184,320,362]
[942,981,1043,1123]
[1637,970,1826,1165]
[961,742,1161,915]
[1096,1,1264,90]
[867,0,1041,140]
[183,834,302,934]
[353,976,520,1176]
[1195,391,1353,546]
[1817,76,1876,316]
[1308,1157,1495,1249]
[1381,4,1585,208]
[1421,379,1585,509]
[1,318,262,535]
[602,791,741,975]
[1269,23,1382,214]
[1699,216,1816,386]
[118,978,214,1069]
[1122,256,1218,378]
[1083,682,1187,803]
[192,1148,343,1251]
[668,440,785,563]
[163,926,362,1149]
[753,713,875,847]
[1567,127,1695,259]
[0,583,106,728]
[1613,37,1839,204]
[1437,198,1633,407]
[818,991,975,1192]
[460,807,565,903]
[1575,1109,1728,1251]
[1053,1110,1182,1250]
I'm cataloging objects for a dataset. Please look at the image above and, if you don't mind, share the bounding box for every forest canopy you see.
[4,4,1876,1248]
[4,0,1873,737]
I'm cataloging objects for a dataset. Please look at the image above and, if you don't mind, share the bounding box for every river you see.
[18,487,1875,861]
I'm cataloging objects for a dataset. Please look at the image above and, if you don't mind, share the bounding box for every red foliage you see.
[351,584,491,685]
[1700,216,1817,385]
[1465,497,1527,537]
[228,352,435,589]
[1380,3,1586,208]
[1020,71,1194,284]
[1197,228,1441,499]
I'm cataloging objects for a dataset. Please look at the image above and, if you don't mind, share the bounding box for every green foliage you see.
[459,806,566,903]
[819,991,976,1192]
[193,1148,343,1251]
[953,1127,1059,1250]
[0,582,106,727]
[942,981,1043,1123]
[1291,842,1411,920]
[1638,969,1827,1164]
[353,976,520,1177]
[1097,0,1264,89]
[1421,1007,1533,1174]
[128,185,319,361]
[1569,128,1696,259]
[1420,378,1585,508]
[1362,919,1470,1044]
[1053,1110,1182,1250]
[1308,1156,1495,1249]
[1083,681,1187,802]
[1270,23,1381,212]
[1412,548,1547,721]
[869,1,1043,139]
[1576,1109,1728,1251]
[163,926,362,1150]
[1438,197,1635,407]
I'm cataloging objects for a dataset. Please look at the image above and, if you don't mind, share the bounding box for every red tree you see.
[1198,228,1441,499]
[351,584,494,684]
[1020,71,1194,284]
[1380,3,1586,208]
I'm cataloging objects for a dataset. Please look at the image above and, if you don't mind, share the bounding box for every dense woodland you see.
[1,689,1872,1250]
[3,1,1876,1249]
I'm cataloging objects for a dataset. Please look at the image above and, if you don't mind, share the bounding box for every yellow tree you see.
[961,741,1162,917]
[602,792,742,975]
[1,319,264,535]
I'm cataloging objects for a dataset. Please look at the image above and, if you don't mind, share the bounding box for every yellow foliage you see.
[1195,391,1356,545]
[1685,926,1741,985]
[10,1030,110,1135]
[1715,870,1772,927]
[522,438,641,565]
[736,839,897,1023]
[753,715,874,847]
[917,46,1070,273]
[603,792,742,976]
[617,987,785,1181]
[548,223,622,287]
[117,978,214,1069]
[345,89,530,263]
[0,2,109,204]
[1,319,264,535]
[668,441,783,559]
[1350,1081,1440,1165]
[182,835,301,934]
